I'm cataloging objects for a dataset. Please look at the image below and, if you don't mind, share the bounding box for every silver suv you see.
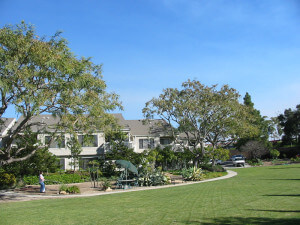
[231,155,245,167]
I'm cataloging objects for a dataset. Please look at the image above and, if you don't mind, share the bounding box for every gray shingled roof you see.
[13,115,61,132]
[12,114,172,137]
[0,118,15,136]
[122,119,172,137]
[13,113,130,132]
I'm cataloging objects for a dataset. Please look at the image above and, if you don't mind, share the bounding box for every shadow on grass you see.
[263,194,300,197]
[268,167,300,169]
[247,209,300,213]
[264,178,300,181]
[0,193,25,201]
[180,217,300,225]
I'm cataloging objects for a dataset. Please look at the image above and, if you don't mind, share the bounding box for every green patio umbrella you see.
[115,160,138,175]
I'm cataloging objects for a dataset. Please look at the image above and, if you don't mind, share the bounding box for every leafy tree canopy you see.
[278,104,300,144]
[143,79,259,164]
[0,22,122,166]
[104,130,141,165]
[236,92,270,149]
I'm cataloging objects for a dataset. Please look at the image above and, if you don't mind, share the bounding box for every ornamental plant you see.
[270,149,280,159]
[102,179,112,190]
[182,167,205,181]
[138,166,170,186]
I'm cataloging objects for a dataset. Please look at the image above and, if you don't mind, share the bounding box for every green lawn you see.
[1,164,300,225]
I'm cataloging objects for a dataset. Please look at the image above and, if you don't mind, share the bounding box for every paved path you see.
[0,170,237,203]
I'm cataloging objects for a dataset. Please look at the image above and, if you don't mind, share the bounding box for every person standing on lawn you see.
[39,171,45,193]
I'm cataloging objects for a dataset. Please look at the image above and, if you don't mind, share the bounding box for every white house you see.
[0,118,16,147]
[8,114,174,170]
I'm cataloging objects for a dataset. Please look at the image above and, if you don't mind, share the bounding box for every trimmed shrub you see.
[201,164,226,172]
[67,185,80,194]
[247,159,263,166]
[0,173,16,189]
[59,184,80,194]
[291,155,300,162]
[59,184,68,192]
[270,149,280,159]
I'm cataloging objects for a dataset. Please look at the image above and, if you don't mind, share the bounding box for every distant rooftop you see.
[11,114,172,136]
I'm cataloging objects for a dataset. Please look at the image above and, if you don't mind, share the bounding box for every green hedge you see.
[23,173,90,185]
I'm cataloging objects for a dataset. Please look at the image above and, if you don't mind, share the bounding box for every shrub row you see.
[23,173,90,185]
[201,164,226,172]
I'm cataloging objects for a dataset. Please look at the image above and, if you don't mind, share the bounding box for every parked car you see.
[209,159,223,165]
[230,155,245,160]
[231,155,245,167]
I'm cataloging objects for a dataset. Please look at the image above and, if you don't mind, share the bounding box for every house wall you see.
[38,132,105,170]
[0,118,16,147]
[132,136,161,153]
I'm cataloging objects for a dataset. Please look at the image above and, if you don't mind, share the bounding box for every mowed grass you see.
[1,164,300,225]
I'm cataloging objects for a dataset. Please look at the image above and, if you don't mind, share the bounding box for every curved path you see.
[0,170,237,203]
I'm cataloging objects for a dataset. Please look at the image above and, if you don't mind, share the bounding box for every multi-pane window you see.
[160,138,172,145]
[45,135,65,148]
[78,135,98,147]
[139,138,154,149]
[59,158,65,170]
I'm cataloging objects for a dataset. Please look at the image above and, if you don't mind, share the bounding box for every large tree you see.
[143,79,258,166]
[0,22,122,166]
[236,92,270,149]
[278,104,300,144]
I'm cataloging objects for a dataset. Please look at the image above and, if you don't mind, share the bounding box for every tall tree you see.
[143,79,257,166]
[278,104,300,144]
[243,92,254,108]
[236,92,269,149]
[0,22,122,166]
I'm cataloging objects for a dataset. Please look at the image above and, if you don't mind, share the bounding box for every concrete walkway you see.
[0,170,237,203]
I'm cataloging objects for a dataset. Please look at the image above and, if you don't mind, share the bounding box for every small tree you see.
[240,140,268,160]
[88,160,101,188]
[270,149,280,159]
[67,135,82,171]
[206,147,229,164]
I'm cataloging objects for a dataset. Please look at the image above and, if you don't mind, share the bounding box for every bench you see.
[170,175,184,185]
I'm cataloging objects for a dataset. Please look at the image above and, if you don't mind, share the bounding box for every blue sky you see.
[1,0,299,119]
